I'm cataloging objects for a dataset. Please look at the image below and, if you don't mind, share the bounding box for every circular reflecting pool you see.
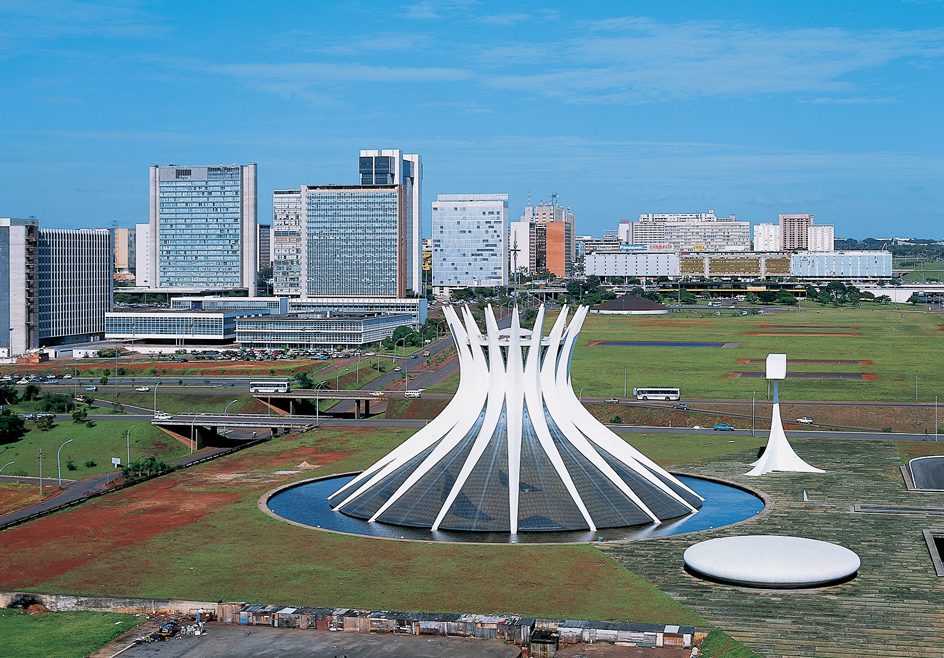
[265,474,764,544]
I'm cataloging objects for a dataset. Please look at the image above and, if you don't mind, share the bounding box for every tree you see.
[775,290,797,305]
[40,393,72,413]
[0,383,18,405]
[292,370,315,389]
[22,383,41,401]
[907,293,922,304]
[757,291,778,304]
[35,415,54,431]
[875,295,892,304]
[0,409,27,445]
[71,407,88,423]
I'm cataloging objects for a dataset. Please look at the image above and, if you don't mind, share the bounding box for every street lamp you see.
[336,367,349,390]
[394,337,406,360]
[125,425,136,468]
[0,461,14,476]
[152,381,161,416]
[355,354,363,383]
[57,438,74,487]
[190,412,208,454]
[916,369,919,403]
[579,387,585,402]
[436,320,447,341]
[223,399,238,435]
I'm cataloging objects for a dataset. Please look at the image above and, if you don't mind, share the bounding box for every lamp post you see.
[624,368,627,398]
[152,381,161,416]
[0,461,14,476]
[752,391,756,437]
[125,425,136,468]
[916,369,919,403]
[436,320,446,341]
[936,395,938,441]
[395,337,406,359]
[356,355,363,383]
[579,387,584,402]
[57,438,73,487]
[223,399,238,435]
[190,412,208,454]
[336,367,349,390]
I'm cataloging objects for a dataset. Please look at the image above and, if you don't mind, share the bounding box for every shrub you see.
[66,460,77,471]
[84,459,97,468]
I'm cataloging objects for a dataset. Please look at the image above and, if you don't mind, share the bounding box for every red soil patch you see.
[0,475,241,589]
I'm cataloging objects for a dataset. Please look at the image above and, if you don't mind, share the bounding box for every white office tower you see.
[329,304,703,533]
[359,150,422,294]
[134,222,151,288]
[807,225,835,252]
[432,194,508,295]
[148,164,258,294]
[753,223,782,252]
[746,354,825,477]
[0,218,39,356]
[632,211,750,252]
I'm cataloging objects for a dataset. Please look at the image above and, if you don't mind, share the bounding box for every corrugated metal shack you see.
[233,604,695,651]
[557,620,694,648]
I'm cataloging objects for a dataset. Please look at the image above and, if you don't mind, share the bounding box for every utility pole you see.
[36,448,45,495]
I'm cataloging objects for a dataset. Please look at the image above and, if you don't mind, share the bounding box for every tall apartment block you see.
[257,223,272,269]
[1,218,113,357]
[432,194,508,294]
[780,214,814,250]
[753,223,781,252]
[359,150,422,294]
[273,185,409,298]
[807,225,835,252]
[146,164,257,293]
[510,200,576,277]
[114,227,136,277]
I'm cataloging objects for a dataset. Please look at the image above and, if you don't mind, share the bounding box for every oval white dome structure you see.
[684,535,861,588]
[328,304,703,533]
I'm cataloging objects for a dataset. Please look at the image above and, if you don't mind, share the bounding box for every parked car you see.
[37,412,55,418]
[796,417,814,424]
[604,397,620,404]
[673,403,690,410]
[135,386,151,392]
[85,386,97,391]
[713,423,735,431]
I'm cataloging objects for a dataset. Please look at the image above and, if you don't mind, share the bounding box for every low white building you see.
[584,252,679,279]
[791,251,892,279]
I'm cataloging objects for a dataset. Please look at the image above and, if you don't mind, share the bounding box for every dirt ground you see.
[112,623,695,658]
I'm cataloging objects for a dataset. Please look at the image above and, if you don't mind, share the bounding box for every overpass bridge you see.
[151,413,324,449]
[252,389,409,419]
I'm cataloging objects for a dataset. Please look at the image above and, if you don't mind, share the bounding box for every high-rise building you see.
[39,228,113,346]
[274,185,409,298]
[257,223,272,269]
[114,228,136,272]
[0,217,38,356]
[1,218,112,357]
[510,200,576,277]
[780,214,814,251]
[753,223,781,252]
[432,194,508,294]
[147,164,257,293]
[134,222,151,288]
[272,189,303,296]
[807,225,835,252]
[359,150,422,294]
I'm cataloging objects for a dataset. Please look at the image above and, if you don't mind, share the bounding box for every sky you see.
[1,0,943,240]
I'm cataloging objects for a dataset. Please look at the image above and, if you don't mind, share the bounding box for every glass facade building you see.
[304,186,406,298]
[432,194,508,292]
[236,313,412,349]
[149,164,257,293]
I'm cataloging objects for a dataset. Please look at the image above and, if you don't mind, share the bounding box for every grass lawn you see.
[0,425,710,625]
[0,418,187,479]
[560,305,944,403]
[0,608,145,658]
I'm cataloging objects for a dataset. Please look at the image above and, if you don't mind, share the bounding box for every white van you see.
[405,390,422,399]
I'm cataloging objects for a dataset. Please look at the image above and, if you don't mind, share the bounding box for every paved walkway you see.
[603,438,944,657]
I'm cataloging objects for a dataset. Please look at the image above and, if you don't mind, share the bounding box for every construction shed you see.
[557,620,694,648]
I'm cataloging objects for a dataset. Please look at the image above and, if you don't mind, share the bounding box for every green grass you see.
[561,306,944,402]
[614,431,765,467]
[0,418,187,478]
[0,609,145,658]
[10,426,709,626]
[699,629,764,657]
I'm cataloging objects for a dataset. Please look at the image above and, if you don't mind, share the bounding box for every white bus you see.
[249,381,290,393]
[633,387,680,401]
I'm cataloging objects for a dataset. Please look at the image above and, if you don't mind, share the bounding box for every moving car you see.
[85,385,97,391]
[393,366,402,372]
[369,391,385,397]
[37,412,55,418]
[673,403,691,410]
[796,417,814,424]
[604,397,619,404]
[154,412,172,420]
[713,423,735,431]
[135,386,151,392]
[21,413,36,420]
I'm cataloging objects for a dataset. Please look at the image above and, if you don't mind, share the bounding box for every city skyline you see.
[1,1,943,239]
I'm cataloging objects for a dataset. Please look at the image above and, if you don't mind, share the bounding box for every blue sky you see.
[2,0,943,239]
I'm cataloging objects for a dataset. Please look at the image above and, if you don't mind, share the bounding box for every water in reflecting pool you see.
[266,475,764,544]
